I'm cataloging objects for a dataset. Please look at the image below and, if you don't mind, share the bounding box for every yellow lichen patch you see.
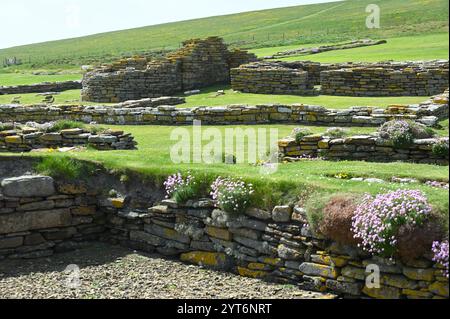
[261,257,283,267]
[57,183,87,195]
[247,263,267,271]
[180,251,226,268]
[110,198,125,209]
[237,267,268,279]
[5,135,22,144]
[205,226,233,241]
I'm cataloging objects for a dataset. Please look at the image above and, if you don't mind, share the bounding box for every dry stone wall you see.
[81,37,257,103]
[231,60,449,97]
[0,127,136,152]
[0,175,105,259]
[321,62,449,96]
[104,199,449,299]
[231,62,316,95]
[266,39,387,59]
[0,168,448,299]
[278,134,449,165]
[1,91,447,126]
[0,81,82,95]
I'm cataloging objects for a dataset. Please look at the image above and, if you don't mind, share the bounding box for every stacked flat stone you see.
[1,169,448,299]
[278,134,449,165]
[104,199,449,299]
[321,61,449,96]
[228,48,259,69]
[231,60,449,96]
[231,62,316,95]
[1,90,447,126]
[0,175,104,259]
[0,80,82,95]
[81,37,257,103]
[0,127,137,152]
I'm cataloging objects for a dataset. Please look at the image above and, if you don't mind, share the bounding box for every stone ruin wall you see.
[230,63,316,95]
[230,60,449,97]
[279,134,449,165]
[0,81,82,95]
[0,165,448,299]
[2,90,447,127]
[81,37,257,103]
[0,127,137,152]
[321,63,450,96]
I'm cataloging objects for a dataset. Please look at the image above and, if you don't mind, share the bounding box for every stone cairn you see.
[81,37,257,103]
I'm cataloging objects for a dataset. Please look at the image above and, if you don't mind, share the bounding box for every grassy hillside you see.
[251,33,449,62]
[0,0,448,69]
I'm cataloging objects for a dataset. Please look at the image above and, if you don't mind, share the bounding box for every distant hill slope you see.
[0,0,448,68]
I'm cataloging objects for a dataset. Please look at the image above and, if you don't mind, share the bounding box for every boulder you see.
[1,175,55,198]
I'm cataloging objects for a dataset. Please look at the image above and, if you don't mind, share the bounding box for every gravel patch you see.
[0,242,335,299]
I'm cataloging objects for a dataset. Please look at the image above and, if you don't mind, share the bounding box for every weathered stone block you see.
[1,175,55,198]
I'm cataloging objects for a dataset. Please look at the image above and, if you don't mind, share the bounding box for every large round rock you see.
[1,175,55,198]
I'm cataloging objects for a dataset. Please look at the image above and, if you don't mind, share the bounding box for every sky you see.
[0,0,335,49]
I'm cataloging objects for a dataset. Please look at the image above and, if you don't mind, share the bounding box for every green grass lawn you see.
[0,89,88,105]
[251,33,450,62]
[0,73,82,86]
[180,86,430,109]
[0,0,448,68]
[0,86,431,109]
[7,123,448,215]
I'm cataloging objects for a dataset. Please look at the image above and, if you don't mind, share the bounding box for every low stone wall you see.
[0,175,104,259]
[0,170,448,299]
[0,81,82,95]
[321,64,449,96]
[278,134,449,165]
[231,63,316,95]
[231,60,449,96]
[266,39,387,59]
[1,91,447,126]
[0,128,136,152]
[104,199,449,299]
[82,37,257,103]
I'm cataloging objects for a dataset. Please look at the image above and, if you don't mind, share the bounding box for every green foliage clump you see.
[291,128,313,144]
[432,139,449,157]
[35,156,96,180]
[325,127,349,139]
[46,120,85,133]
[378,120,435,148]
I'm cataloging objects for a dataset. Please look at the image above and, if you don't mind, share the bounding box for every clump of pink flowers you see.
[432,241,449,278]
[210,177,254,214]
[352,189,432,257]
[425,181,449,190]
[163,172,194,198]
